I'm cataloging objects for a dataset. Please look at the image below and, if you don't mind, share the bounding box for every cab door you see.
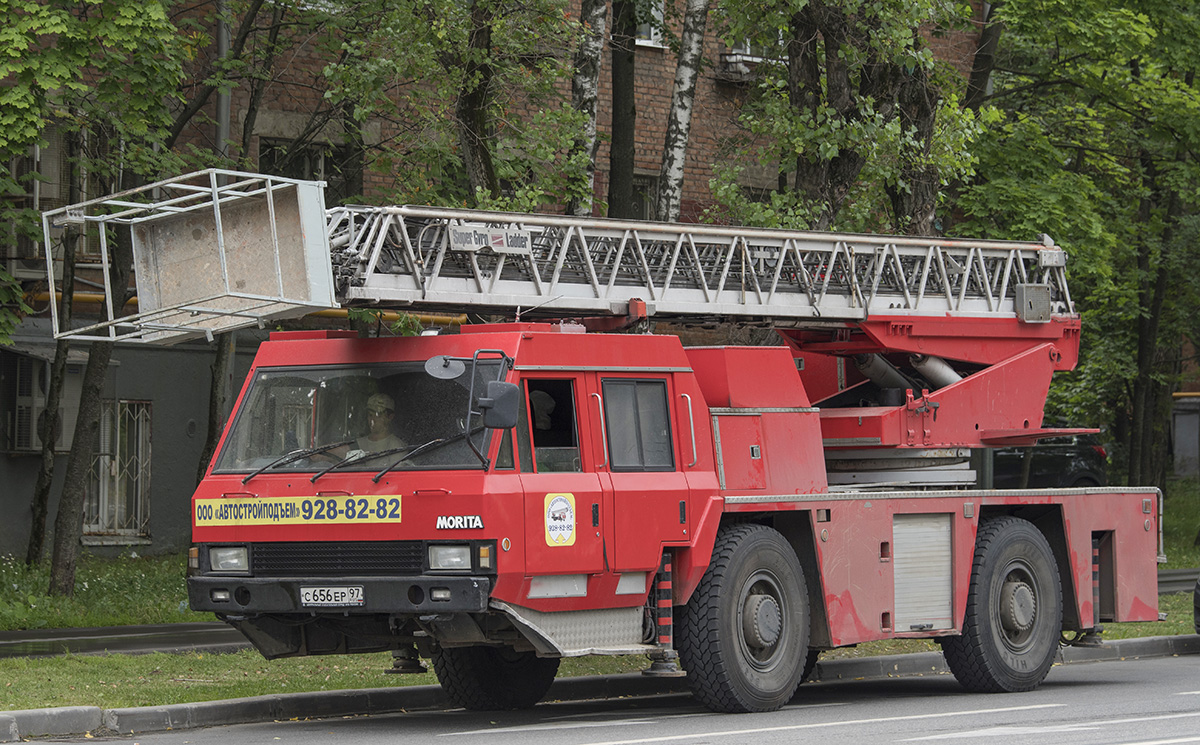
[591,375,690,573]
[518,377,608,585]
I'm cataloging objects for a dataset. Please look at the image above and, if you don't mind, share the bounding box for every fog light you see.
[211,589,231,602]
[210,546,249,573]
[430,588,452,601]
[429,545,471,570]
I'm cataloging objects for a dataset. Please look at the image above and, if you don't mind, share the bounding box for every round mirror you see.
[425,355,466,380]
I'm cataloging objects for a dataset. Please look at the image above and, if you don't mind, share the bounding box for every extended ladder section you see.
[42,169,1074,343]
[331,205,1073,324]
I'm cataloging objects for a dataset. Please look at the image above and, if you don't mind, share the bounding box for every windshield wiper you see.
[241,440,354,484]
[309,443,416,484]
[372,427,485,483]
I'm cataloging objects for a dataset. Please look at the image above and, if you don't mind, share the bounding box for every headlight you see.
[428,544,471,570]
[210,546,249,573]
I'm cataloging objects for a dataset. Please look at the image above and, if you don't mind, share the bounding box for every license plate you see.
[300,586,364,607]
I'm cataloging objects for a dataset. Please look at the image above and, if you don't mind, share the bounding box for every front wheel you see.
[940,516,1063,692]
[677,523,809,713]
[432,645,560,710]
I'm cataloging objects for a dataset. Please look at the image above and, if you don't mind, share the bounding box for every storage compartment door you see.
[893,513,953,631]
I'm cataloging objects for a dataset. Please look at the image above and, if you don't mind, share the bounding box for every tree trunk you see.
[886,62,939,235]
[196,332,238,486]
[457,1,500,204]
[567,0,608,217]
[1017,446,1033,489]
[26,230,77,566]
[965,1,1003,111]
[607,0,637,219]
[165,0,269,151]
[786,7,825,216]
[1127,152,1164,486]
[656,0,709,223]
[48,233,133,596]
[238,4,286,167]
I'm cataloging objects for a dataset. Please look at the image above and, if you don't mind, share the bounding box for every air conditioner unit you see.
[8,355,82,452]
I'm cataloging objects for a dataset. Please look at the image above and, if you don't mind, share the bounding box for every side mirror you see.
[477,381,520,430]
[425,355,467,380]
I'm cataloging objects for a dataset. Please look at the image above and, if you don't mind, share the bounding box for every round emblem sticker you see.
[544,493,576,547]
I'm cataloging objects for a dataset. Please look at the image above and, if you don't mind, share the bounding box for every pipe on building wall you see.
[216,0,230,165]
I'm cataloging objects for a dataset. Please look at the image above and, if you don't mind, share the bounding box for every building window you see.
[719,35,785,82]
[636,1,666,47]
[84,400,151,541]
[631,174,659,221]
[259,138,362,206]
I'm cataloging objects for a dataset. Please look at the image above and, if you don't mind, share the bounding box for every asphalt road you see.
[75,654,1200,745]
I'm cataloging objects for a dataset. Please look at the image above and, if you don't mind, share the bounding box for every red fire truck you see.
[43,172,1163,714]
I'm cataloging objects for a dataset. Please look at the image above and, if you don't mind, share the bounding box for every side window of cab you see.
[526,379,582,473]
[602,379,674,471]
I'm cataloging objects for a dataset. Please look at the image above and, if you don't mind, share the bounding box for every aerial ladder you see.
[43,169,1083,487]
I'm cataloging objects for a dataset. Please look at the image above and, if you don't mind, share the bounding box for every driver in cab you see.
[358,393,404,452]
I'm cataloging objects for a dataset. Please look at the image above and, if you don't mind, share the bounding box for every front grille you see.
[250,541,424,577]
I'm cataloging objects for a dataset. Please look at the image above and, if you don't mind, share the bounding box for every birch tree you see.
[656,0,710,222]
[567,0,609,216]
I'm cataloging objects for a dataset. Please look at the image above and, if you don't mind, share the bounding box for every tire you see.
[431,645,560,710]
[801,647,821,683]
[940,516,1063,693]
[676,523,809,713]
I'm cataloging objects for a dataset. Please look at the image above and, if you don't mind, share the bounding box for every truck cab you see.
[188,322,774,705]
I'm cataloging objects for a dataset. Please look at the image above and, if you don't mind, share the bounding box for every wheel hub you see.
[742,593,782,647]
[1000,579,1037,633]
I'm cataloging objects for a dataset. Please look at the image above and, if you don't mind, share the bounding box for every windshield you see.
[213,360,502,474]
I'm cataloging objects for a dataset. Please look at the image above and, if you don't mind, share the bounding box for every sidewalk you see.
[4,634,1198,742]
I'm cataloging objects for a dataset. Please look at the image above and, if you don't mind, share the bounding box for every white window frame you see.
[636,1,666,47]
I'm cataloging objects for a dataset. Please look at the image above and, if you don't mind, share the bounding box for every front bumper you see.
[188,574,491,615]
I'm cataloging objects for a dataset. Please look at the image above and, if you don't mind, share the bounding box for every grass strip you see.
[3,592,1191,712]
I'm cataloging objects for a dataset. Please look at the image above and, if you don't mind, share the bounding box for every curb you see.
[3,635,1197,742]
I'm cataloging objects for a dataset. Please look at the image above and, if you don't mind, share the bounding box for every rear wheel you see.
[801,648,820,683]
[677,523,809,712]
[432,645,560,710]
[940,516,1062,692]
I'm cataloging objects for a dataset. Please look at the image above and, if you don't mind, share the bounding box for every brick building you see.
[1,1,987,557]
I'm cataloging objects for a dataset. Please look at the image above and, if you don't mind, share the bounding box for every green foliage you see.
[320,0,583,209]
[708,0,981,232]
[0,0,186,343]
[1161,478,1200,570]
[0,552,207,631]
[0,267,30,345]
[346,308,424,337]
[951,0,1200,479]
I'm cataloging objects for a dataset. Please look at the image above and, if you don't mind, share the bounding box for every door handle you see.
[681,393,697,467]
[591,392,608,468]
